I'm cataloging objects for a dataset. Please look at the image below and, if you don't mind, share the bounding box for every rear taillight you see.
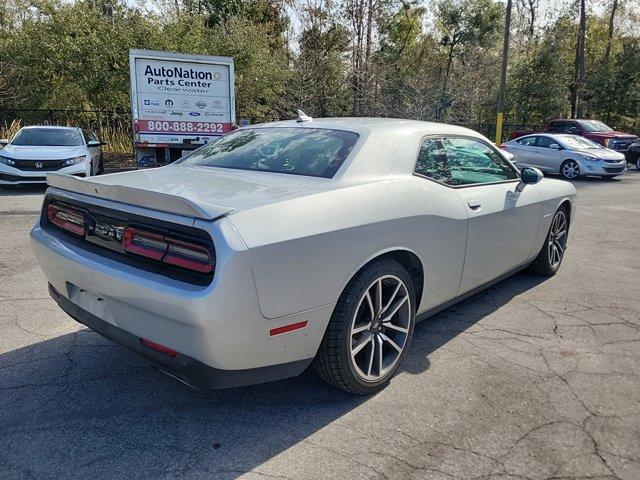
[123,228,167,260]
[47,203,85,235]
[164,238,213,273]
[122,226,213,274]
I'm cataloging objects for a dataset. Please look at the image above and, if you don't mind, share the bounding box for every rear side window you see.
[177,127,359,178]
[536,136,558,148]
[415,138,451,183]
[548,122,576,133]
[517,136,538,146]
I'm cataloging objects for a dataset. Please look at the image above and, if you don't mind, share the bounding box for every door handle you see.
[467,200,482,210]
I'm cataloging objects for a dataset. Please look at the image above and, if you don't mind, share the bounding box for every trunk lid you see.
[47,165,326,220]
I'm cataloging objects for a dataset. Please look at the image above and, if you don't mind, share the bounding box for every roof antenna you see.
[296,109,313,123]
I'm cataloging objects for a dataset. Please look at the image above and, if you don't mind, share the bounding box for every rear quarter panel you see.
[227,178,469,319]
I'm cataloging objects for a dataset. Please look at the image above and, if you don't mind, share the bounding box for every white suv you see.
[0,126,104,186]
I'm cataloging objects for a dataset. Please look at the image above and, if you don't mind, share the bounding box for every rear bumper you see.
[49,283,311,389]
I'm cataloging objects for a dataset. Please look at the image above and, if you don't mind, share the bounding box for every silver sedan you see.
[502,133,627,179]
[31,118,575,395]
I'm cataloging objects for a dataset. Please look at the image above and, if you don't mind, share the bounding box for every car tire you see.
[313,258,416,395]
[527,206,570,276]
[98,155,105,175]
[636,158,640,171]
[560,160,580,180]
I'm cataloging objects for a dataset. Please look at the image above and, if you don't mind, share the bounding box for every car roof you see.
[248,117,482,138]
[21,125,81,131]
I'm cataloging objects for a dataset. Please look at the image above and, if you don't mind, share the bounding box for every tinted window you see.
[178,127,358,178]
[548,122,577,133]
[517,136,538,146]
[442,137,518,185]
[12,128,83,147]
[536,136,560,148]
[415,138,451,183]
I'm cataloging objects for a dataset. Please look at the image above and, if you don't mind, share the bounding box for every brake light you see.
[122,226,213,273]
[47,203,85,235]
[164,238,213,273]
[123,228,167,260]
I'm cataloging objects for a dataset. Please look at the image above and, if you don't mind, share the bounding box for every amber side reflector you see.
[269,321,308,336]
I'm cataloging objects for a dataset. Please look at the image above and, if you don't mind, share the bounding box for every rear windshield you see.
[12,128,83,147]
[177,127,359,178]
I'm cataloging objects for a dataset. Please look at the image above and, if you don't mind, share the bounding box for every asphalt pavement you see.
[1,171,639,480]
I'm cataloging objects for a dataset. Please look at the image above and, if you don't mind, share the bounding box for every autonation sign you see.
[129,50,236,145]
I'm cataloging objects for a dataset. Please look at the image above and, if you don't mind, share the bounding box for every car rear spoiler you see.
[46,174,231,221]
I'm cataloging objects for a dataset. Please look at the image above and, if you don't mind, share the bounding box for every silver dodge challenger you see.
[31,117,576,394]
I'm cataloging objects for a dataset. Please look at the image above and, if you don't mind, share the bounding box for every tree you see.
[517,0,539,37]
[435,0,503,121]
[508,19,574,124]
[604,0,620,62]
[293,2,351,117]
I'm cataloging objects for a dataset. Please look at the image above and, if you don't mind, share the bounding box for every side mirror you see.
[520,167,543,186]
[549,143,561,150]
[0,139,8,146]
[87,140,101,147]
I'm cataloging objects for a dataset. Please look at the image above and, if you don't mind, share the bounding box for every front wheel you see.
[528,207,570,276]
[560,160,580,180]
[313,258,416,395]
[635,157,640,171]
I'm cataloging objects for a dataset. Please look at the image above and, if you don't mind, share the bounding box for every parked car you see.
[0,126,104,186]
[626,141,640,170]
[501,133,627,179]
[31,117,575,395]
[510,119,638,158]
[546,119,637,153]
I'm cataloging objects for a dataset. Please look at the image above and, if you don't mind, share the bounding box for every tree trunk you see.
[351,0,365,116]
[438,42,455,121]
[362,0,373,115]
[570,0,586,118]
[604,0,618,63]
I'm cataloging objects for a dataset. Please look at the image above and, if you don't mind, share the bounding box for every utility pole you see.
[495,0,513,145]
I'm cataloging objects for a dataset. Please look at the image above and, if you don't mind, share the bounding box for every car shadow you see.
[0,271,545,479]
[0,183,48,196]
